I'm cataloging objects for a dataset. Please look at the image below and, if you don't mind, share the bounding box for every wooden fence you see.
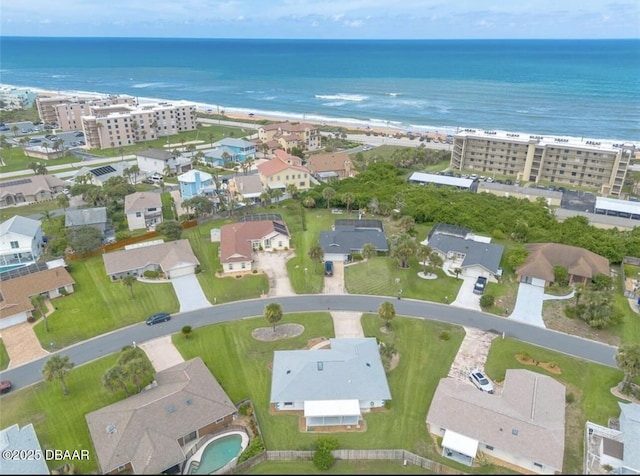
[226,449,464,474]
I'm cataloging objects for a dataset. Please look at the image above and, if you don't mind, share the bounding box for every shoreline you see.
[3,82,637,145]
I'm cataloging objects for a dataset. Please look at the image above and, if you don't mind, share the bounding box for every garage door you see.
[167,265,195,279]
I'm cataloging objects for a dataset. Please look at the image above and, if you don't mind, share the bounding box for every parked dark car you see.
[0,380,12,394]
[146,312,171,325]
[473,276,488,295]
[324,261,334,277]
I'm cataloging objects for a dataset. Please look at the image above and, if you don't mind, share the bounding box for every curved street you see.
[0,294,618,392]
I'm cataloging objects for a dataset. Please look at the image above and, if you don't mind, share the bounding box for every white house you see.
[219,219,290,273]
[426,369,565,474]
[136,148,191,176]
[0,216,44,269]
[270,338,391,430]
[124,192,163,230]
[0,424,50,474]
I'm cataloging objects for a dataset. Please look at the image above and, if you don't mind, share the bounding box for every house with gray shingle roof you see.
[86,358,238,475]
[426,369,565,474]
[65,207,108,234]
[588,402,640,474]
[270,338,391,429]
[425,233,504,277]
[124,192,163,231]
[318,226,389,261]
[0,424,50,475]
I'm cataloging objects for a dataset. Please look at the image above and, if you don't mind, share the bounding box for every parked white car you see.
[469,369,494,394]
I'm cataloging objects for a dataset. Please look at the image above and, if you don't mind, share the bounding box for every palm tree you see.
[308,244,324,272]
[208,132,215,148]
[341,192,355,214]
[378,301,396,329]
[286,183,298,199]
[42,355,75,395]
[129,164,140,184]
[390,233,415,269]
[616,343,640,393]
[36,164,48,175]
[416,245,432,275]
[303,196,316,208]
[264,302,283,332]
[125,358,148,394]
[270,188,283,204]
[30,294,49,332]
[398,215,416,234]
[322,187,336,210]
[118,147,125,161]
[28,161,40,173]
[53,139,64,153]
[130,120,139,140]
[40,210,54,223]
[186,143,197,158]
[428,251,444,274]
[102,365,130,396]
[362,243,377,268]
[11,125,19,136]
[57,193,69,211]
[122,275,136,298]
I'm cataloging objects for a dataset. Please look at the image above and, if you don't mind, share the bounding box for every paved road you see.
[0,294,618,392]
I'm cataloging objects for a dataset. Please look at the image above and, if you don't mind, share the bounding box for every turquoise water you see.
[1,38,638,141]
[0,263,28,272]
[191,434,243,474]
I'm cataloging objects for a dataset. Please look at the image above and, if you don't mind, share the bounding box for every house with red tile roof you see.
[219,220,290,273]
[257,157,311,192]
[273,149,303,166]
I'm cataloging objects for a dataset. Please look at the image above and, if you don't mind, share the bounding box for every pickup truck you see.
[473,276,488,294]
[324,261,334,277]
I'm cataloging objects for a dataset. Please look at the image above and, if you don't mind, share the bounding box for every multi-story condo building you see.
[35,94,135,129]
[450,129,634,197]
[257,121,322,151]
[82,100,197,149]
[0,86,37,110]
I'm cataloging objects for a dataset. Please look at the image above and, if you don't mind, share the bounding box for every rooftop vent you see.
[106,424,116,435]
[317,362,323,371]
[168,405,175,414]
[186,399,192,405]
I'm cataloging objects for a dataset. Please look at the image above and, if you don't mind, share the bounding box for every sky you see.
[1,0,638,39]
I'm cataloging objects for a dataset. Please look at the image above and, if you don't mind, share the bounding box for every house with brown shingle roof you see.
[426,369,565,474]
[307,151,354,180]
[0,266,75,329]
[102,239,199,280]
[257,157,310,192]
[219,220,290,273]
[0,175,70,207]
[124,192,163,231]
[516,243,610,286]
[85,357,240,475]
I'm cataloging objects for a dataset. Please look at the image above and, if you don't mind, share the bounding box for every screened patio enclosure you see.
[304,399,361,428]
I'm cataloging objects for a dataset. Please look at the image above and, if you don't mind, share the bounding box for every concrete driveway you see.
[171,274,211,312]
[253,250,296,296]
[323,261,345,294]
[509,282,545,328]
[139,336,185,372]
[451,276,481,311]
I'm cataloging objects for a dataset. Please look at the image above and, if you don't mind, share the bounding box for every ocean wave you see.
[131,82,171,89]
[315,94,368,102]
[322,101,347,107]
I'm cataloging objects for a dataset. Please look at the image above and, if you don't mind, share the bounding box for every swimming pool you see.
[185,430,249,475]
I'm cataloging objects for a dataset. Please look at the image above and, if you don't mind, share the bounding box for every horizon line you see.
[1,35,638,41]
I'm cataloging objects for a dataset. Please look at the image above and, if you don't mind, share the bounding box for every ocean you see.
[1,37,639,141]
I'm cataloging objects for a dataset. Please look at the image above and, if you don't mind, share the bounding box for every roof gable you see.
[219,220,290,263]
[427,235,504,274]
[516,243,610,282]
[102,239,199,275]
[124,192,162,214]
[0,215,41,238]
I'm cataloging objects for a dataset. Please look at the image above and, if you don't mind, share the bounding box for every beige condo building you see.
[35,94,136,130]
[450,129,634,197]
[82,100,197,149]
[257,121,322,151]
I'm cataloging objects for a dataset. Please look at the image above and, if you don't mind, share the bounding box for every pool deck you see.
[183,430,249,475]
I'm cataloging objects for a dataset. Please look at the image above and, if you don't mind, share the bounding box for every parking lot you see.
[560,189,597,213]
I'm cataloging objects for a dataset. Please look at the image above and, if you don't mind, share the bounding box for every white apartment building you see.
[450,129,634,197]
[82,100,197,149]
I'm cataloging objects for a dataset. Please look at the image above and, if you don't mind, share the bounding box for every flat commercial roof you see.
[595,197,640,215]
[442,429,479,458]
[304,399,361,417]
[409,172,474,188]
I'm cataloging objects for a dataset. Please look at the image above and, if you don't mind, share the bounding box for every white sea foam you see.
[315,94,368,102]
[322,101,347,107]
[131,82,170,89]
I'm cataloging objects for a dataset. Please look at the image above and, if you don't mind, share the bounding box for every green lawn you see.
[0,338,10,370]
[0,146,81,172]
[33,256,179,349]
[173,313,469,458]
[161,191,176,220]
[0,353,122,473]
[346,257,462,303]
[485,338,625,474]
[281,204,340,294]
[182,223,269,303]
[243,459,434,474]
[0,199,61,221]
